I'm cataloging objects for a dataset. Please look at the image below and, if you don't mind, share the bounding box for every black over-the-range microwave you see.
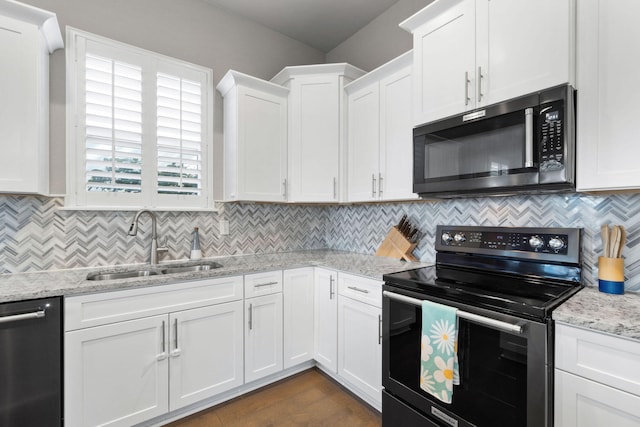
[413,84,576,198]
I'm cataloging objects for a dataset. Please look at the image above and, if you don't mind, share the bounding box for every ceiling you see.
[202,0,401,52]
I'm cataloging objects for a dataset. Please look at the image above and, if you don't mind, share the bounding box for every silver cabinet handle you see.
[372,174,377,198]
[329,275,335,300]
[464,71,471,106]
[249,303,253,330]
[170,318,182,357]
[333,177,337,199]
[348,286,370,294]
[378,173,383,198]
[525,107,534,167]
[477,66,483,102]
[282,178,288,199]
[383,290,523,334]
[174,318,179,350]
[378,314,382,345]
[157,320,167,361]
[0,308,46,324]
[254,281,278,288]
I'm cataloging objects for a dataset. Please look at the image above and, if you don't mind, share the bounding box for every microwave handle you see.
[383,290,523,335]
[525,107,534,167]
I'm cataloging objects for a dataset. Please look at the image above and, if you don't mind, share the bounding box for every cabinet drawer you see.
[337,273,382,308]
[65,276,243,331]
[555,369,640,427]
[556,323,640,397]
[244,270,283,298]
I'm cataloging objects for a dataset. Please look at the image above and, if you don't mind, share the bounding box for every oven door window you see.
[387,298,527,426]
[422,111,529,182]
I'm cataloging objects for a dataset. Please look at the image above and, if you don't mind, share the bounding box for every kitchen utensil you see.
[617,226,626,258]
[601,224,610,258]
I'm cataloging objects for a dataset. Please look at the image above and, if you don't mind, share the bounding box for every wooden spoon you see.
[601,224,610,258]
[610,225,621,258]
[617,226,626,258]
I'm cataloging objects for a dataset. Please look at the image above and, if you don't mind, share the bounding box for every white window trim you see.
[65,27,214,210]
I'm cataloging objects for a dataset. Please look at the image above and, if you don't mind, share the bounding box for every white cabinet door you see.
[218,71,289,202]
[0,11,60,194]
[412,0,476,125]
[169,301,244,411]
[576,0,640,191]
[555,370,640,427]
[314,268,338,373]
[64,315,169,427]
[347,83,380,202]
[245,293,283,383]
[337,296,382,407]
[379,65,416,201]
[288,75,340,202]
[237,85,288,201]
[283,267,315,369]
[476,0,573,107]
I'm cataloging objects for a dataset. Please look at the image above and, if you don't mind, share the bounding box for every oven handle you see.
[383,291,523,335]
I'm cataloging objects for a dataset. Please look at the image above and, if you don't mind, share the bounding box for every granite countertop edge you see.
[553,286,640,341]
[0,249,430,303]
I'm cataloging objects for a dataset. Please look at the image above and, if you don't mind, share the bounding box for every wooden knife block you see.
[376,226,418,262]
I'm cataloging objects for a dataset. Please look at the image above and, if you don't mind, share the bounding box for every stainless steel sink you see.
[86,270,160,281]
[86,261,223,281]
[161,262,223,274]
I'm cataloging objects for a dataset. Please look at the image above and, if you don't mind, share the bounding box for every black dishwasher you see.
[0,297,62,426]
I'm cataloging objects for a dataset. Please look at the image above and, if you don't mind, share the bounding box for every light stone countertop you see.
[553,286,640,341]
[0,249,429,303]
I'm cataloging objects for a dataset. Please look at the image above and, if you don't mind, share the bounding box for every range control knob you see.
[529,235,545,250]
[454,232,466,243]
[441,232,453,243]
[548,237,566,251]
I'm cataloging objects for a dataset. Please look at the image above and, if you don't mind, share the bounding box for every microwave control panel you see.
[539,100,565,172]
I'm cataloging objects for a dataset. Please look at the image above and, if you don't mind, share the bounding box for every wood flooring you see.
[165,368,382,427]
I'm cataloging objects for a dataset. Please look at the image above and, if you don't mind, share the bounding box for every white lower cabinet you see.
[337,273,383,409]
[169,302,244,410]
[314,267,338,373]
[244,293,284,383]
[555,323,640,426]
[244,270,284,383]
[64,276,244,427]
[65,315,169,427]
[283,267,315,369]
[64,267,385,426]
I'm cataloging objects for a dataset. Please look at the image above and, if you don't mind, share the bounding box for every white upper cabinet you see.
[401,0,575,126]
[346,52,417,202]
[576,0,640,191]
[0,1,63,195]
[217,70,289,202]
[271,64,365,203]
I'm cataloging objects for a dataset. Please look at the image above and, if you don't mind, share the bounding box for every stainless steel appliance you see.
[413,85,575,198]
[382,225,582,427]
[0,297,62,426]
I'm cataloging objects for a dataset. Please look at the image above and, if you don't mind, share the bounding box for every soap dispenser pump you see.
[190,227,202,260]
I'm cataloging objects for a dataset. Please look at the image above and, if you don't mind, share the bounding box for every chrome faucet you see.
[127,210,168,265]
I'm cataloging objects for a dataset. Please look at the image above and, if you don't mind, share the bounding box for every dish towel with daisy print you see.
[420,300,460,404]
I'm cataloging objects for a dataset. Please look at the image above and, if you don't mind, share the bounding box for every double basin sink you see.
[86,261,223,281]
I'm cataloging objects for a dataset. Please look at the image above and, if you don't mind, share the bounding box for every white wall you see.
[22,0,325,195]
[326,0,433,71]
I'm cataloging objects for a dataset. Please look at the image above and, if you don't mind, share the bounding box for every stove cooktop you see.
[383,225,583,321]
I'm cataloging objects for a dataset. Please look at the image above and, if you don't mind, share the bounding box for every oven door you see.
[382,285,551,427]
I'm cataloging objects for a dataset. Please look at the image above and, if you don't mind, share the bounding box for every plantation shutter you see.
[156,73,202,195]
[84,53,143,193]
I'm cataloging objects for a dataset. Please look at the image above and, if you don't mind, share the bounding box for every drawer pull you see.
[330,275,335,300]
[254,281,278,288]
[348,286,370,294]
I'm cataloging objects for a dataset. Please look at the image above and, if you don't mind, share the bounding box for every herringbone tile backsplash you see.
[1,193,639,291]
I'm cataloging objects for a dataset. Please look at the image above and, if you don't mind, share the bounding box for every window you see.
[66,28,213,209]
